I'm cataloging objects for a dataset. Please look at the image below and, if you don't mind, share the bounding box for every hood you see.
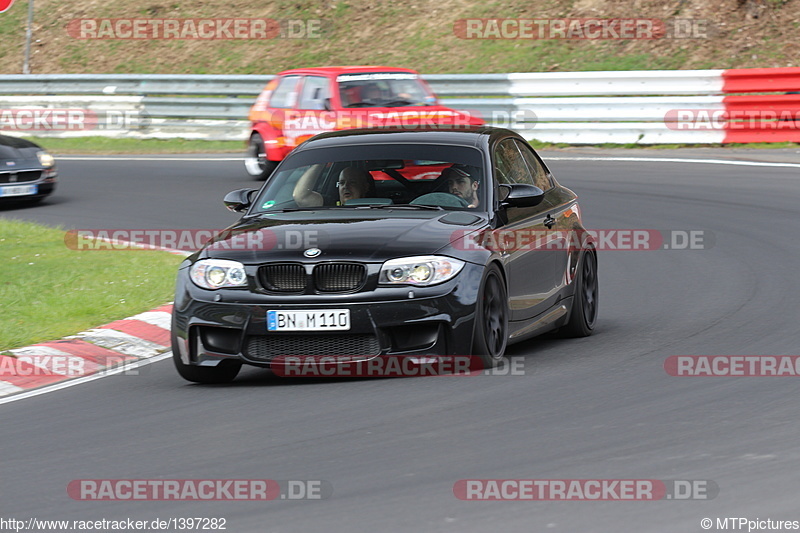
[199,211,487,264]
[0,135,44,170]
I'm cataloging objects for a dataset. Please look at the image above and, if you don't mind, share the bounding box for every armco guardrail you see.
[0,68,798,144]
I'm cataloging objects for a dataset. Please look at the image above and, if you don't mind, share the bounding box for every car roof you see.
[292,126,517,151]
[276,66,420,77]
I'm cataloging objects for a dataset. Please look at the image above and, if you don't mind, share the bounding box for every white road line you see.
[0,352,173,405]
[57,156,241,161]
[545,156,800,169]
[55,154,800,169]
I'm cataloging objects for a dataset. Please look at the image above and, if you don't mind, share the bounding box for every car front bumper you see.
[171,262,484,368]
[0,172,57,202]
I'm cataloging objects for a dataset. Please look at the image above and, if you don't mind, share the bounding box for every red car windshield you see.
[337,72,434,108]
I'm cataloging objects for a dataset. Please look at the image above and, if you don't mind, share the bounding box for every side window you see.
[494,139,534,186]
[275,167,310,204]
[514,139,553,191]
[298,76,330,110]
[269,75,301,109]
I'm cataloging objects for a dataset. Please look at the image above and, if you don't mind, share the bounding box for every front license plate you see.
[0,184,37,197]
[267,309,350,331]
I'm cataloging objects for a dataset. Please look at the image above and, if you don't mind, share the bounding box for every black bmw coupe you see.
[172,127,597,383]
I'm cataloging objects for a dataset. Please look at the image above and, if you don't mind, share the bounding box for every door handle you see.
[544,214,556,229]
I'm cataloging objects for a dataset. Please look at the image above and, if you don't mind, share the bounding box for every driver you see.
[360,83,382,103]
[442,164,480,208]
[293,165,376,207]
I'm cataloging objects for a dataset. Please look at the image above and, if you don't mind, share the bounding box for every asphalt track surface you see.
[2,152,799,532]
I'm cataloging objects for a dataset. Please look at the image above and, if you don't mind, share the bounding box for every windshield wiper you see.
[361,203,444,210]
[255,206,335,214]
[382,100,415,107]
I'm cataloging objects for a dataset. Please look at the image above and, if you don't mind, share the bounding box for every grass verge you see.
[18,136,799,155]
[20,136,244,155]
[0,218,184,351]
[528,140,800,150]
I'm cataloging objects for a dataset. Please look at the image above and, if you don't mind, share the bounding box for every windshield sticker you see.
[337,73,419,82]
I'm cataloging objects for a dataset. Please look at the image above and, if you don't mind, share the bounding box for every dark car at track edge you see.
[172,126,597,383]
[0,134,58,204]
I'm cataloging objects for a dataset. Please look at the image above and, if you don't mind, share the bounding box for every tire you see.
[560,248,598,338]
[472,264,509,368]
[173,349,242,384]
[244,133,278,180]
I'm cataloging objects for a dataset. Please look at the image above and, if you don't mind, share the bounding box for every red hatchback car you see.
[244,66,484,179]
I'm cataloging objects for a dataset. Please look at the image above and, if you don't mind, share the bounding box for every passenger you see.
[294,165,376,207]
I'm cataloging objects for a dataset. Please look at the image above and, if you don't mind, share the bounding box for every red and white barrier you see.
[450,67,800,144]
[1,69,798,144]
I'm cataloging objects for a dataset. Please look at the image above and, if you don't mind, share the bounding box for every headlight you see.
[190,259,248,290]
[36,151,55,168]
[379,256,465,286]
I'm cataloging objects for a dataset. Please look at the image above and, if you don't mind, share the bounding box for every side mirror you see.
[499,183,545,208]
[223,188,258,213]
[322,98,332,111]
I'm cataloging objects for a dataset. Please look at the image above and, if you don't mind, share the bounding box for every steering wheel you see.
[410,192,470,208]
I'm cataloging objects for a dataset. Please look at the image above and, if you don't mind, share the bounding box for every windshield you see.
[337,72,435,108]
[251,144,487,213]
